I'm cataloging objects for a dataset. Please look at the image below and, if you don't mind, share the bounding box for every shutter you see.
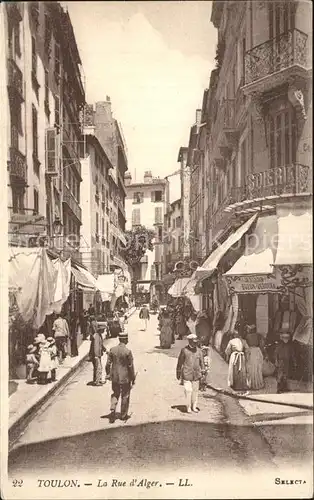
[45,128,59,175]
[155,207,162,224]
[151,191,155,202]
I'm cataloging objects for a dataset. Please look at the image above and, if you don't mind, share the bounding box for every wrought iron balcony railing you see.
[63,183,82,222]
[8,147,27,183]
[7,59,23,101]
[209,164,311,233]
[245,29,308,86]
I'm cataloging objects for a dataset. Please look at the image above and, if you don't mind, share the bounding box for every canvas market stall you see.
[9,248,71,378]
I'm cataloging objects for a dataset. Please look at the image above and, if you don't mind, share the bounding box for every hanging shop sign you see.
[275,264,313,290]
[223,273,280,294]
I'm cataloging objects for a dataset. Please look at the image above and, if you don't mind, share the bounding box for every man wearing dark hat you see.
[105,331,136,423]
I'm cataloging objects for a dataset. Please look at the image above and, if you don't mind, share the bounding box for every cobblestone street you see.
[8,314,275,475]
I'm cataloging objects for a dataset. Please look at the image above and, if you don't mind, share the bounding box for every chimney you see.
[124,172,132,186]
[196,109,202,127]
[144,171,152,183]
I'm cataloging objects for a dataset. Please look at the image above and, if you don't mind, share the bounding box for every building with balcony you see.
[204,0,312,246]
[4,2,85,263]
[125,171,169,295]
[84,99,128,273]
[184,1,312,366]
[164,198,182,273]
[80,130,112,277]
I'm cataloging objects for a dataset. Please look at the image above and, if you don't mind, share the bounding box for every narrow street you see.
[8,313,278,480]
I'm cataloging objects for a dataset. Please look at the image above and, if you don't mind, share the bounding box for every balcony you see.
[7,59,24,102]
[63,184,82,222]
[209,164,312,236]
[8,147,27,184]
[243,29,309,95]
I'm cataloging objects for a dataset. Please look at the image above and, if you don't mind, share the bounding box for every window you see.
[268,102,296,169]
[14,23,21,57]
[11,124,19,149]
[157,226,163,242]
[31,36,37,76]
[152,190,162,202]
[106,222,109,240]
[269,2,295,39]
[44,70,49,104]
[12,186,25,214]
[172,238,176,253]
[132,208,141,226]
[172,219,175,229]
[155,207,162,224]
[54,95,60,126]
[239,134,249,187]
[176,216,181,228]
[96,212,99,234]
[133,191,143,204]
[102,217,105,236]
[33,188,39,215]
[32,105,38,159]
[55,43,61,80]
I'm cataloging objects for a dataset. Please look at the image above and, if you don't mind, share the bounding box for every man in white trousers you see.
[176,333,206,413]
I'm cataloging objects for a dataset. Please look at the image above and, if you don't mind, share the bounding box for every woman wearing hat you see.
[159,310,173,349]
[26,345,39,384]
[225,330,249,392]
[245,324,265,390]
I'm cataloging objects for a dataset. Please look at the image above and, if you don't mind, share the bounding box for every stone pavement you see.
[8,306,137,440]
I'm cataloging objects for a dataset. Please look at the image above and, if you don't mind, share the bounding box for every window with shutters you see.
[133,191,143,204]
[267,101,296,169]
[33,188,39,215]
[153,190,163,202]
[54,95,60,127]
[155,207,162,224]
[96,212,99,235]
[239,133,249,187]
[132,208,141,226]
[32,105,39,174]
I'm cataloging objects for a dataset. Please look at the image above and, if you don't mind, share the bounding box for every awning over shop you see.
[223,215,279,294]
[274,211,312,266]
[168,277,191,297]
[71,265,96,290]
[195,213,258,281]
[96,274,115,301]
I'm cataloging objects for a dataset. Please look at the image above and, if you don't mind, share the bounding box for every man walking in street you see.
[105,332,136,423]
[176,333,206,413]
[139,304,150,331]
[52,313,70,364]
[89,315,106,386]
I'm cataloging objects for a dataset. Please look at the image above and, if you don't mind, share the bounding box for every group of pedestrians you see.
[26,334,58,384]
[224,323,294,394]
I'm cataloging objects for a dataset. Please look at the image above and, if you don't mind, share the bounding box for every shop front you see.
[223,208,312,381]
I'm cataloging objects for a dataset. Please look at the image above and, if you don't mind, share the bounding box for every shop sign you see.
[275,264,313,289]
[224,273,280,294]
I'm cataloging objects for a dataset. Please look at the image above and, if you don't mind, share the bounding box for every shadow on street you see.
[8,419,313,477]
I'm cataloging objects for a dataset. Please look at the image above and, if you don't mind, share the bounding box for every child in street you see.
[36,337,52,385]
[26,344,39,384]
[47,337,58,382]
[200,345,210,391]
[275,332,294,393]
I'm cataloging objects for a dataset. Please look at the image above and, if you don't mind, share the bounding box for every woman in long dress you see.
[245,325,265,390]
[225,330,248,391]
[160,311,173,349]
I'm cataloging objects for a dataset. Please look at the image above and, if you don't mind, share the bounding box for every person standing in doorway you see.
[139,304,150,331]
[52,313,70,364]
[176,333,205,413]
[105,332,136,423]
